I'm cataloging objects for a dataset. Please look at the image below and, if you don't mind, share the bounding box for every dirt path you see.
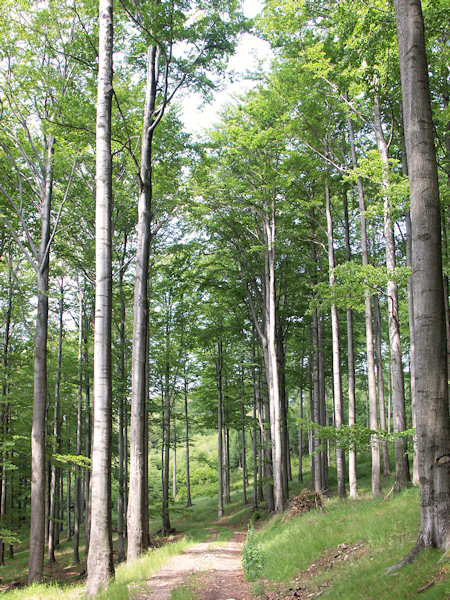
[132,530,251,600]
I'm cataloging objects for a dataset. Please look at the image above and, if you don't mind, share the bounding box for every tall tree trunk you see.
[400,116,419,486]
[277,331,289,503]
[48,278,63,563]
[217,340,224,519]
[325,178,346,500]
[86,0,114,593]
[298,354,304,483]
[373,95,411,492]
[240,370,248,505]
[224,424,231,504]
[373,294,391,476]
[343,191,358,498]
[263,388,275,512]
[251,333,259,509]
[117,236,127,563]
[347,110,381,498]
[84,314,92,556]
[162,358,171,533]
[127,43,158,562]
[318,317,328,493]
[1,255,13,564]
[73,285,83,565]
[66,468,71,542]
[311,309,322,493]
[172,424,177,502]
[392,0,449,562]
[184,362,192,508]
[28,134,54,584]
[256,197,283,513]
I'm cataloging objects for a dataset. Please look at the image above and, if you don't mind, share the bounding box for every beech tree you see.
[86,0,114,595]
[391,0,449,565]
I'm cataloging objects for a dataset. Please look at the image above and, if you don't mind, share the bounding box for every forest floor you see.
[131,530,251,600]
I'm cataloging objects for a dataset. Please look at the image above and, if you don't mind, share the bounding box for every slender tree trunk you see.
[318,318,328,493]
[84,316,92,556]
[172,425,177,502]
[258,198,283,513]
[392,0,449,561]
[117,236,127,563]
[127,43,158,562]
[343,191,358,498]
[241,380,248,505]
[263,388,275,512]
[347,111,381,498]
[225,425,231,504]
[277,331,289,503]
[325,178,346,500]
[184,362,192,507]
[217,340,224,519]
[1,256,12,564]
[73,286,83,565]
[66,464,71,541]
[298,355,304,483]
[373,294,391,476]
[373,95,411,491]
[28,134,54,584]
[162,359,171,533]
[86,0,114,593]
[312,313,322,492]
[48,279,63,563]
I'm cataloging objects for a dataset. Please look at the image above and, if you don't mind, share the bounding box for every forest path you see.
[131,530,251,600]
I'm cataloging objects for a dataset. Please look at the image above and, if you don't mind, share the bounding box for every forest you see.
[0,0,448,598]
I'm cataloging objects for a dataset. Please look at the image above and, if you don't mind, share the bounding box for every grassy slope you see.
[1,445,448,599]
[250,460,449,599]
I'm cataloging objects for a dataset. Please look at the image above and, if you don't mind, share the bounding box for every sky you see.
[179,0,272,135]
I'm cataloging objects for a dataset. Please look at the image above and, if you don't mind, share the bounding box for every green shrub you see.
[242,523,264,581]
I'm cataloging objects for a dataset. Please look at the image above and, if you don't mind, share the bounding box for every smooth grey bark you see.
[390,0,449,565]
[373,294,391,477]
[342,191,358,498]
[373,95,411,491]
[127,44,158,562]
[28,135,54,584]
[325,180,346,500]
[217,339,224,519]
[48,279,63,563]
[347,111,381,498]
[86,0,114,594]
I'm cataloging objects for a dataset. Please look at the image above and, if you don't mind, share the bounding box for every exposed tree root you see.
[385,538,424,575]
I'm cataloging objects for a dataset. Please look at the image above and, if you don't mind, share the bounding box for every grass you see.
[2,453,449,599]
[0,477,254,599]
[249,464,449,599]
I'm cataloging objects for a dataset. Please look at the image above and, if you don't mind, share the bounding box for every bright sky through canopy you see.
[180,0,272,135]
